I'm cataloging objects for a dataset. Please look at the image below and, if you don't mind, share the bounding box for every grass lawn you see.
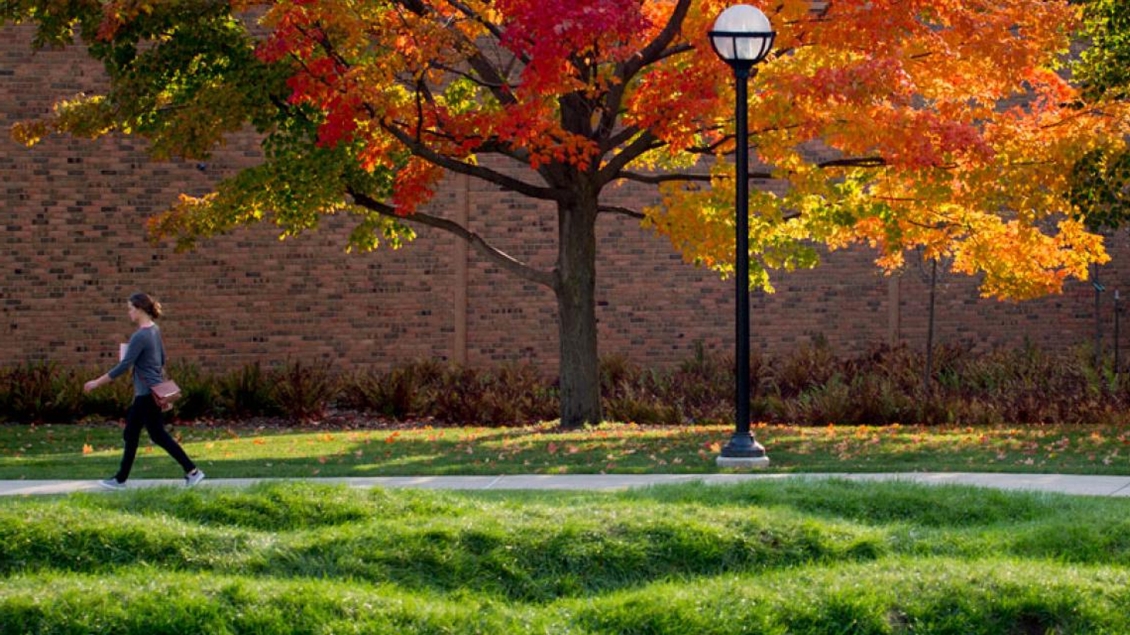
[3,478,1130,633]
[2,419,1129,480]
[4,419,1130,633]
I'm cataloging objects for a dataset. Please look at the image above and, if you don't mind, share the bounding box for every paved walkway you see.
[3,472,1130,497]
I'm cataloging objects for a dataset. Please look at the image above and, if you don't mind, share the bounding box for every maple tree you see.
[5,0,1128,428]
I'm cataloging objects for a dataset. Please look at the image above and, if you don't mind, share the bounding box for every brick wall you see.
[4,24,1129,376]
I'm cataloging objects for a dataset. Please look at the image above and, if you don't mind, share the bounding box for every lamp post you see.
[710,5,774,468]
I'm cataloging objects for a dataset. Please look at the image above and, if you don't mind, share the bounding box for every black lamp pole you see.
[709,6,774,463]
[723,60,761,458]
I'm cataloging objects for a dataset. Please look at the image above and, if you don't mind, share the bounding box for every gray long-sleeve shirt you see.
[108,325,165,396]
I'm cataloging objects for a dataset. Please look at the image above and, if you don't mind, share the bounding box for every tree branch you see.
[382,122,562,202]
[818,156,887,168]
[602,124,644,153]
[650,42,694,64]
[441,0,508,45]
[393,0,519,108]
[598,1,692,141]
[598,205,646,220]
[598,130,664,184]
[348,187,558,290]
[618,170,774,184]
[628,0,692,76]
[682,123,803,155]
[616,156,887,185]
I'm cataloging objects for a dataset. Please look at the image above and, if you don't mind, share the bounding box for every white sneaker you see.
[185,469,205,487]
[98,478,125,491]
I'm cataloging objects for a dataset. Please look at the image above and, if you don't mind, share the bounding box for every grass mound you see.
[3,480,1130,633]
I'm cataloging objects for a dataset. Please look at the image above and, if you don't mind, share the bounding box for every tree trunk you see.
[555,200,602,429]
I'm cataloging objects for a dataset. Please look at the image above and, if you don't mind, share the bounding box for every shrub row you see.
[602,340,1130,427]
[0,359,557,426]
[2,342,1129,426]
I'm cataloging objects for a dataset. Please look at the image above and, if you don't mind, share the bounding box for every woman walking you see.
[84,292,204,490]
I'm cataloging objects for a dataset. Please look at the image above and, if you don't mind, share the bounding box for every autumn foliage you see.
[8,0,1120,298]
[232,0,1128,299]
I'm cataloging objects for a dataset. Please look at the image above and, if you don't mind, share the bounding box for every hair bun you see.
[128,292,163,320]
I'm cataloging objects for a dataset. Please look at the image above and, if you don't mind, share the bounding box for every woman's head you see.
[128,292,162,320]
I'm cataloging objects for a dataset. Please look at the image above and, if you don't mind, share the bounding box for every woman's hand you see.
[84,375,108,393]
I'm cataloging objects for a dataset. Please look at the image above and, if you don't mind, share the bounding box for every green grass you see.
[3,480,1130,633]
[5,420,1130,631]
[3,420,1130,480]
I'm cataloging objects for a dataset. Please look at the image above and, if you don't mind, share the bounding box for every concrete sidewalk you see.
[3,472,1130,497]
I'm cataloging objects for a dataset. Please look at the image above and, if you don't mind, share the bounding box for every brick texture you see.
[3,24,1129,376]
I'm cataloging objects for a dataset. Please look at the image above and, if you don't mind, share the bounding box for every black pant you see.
[114,395,196,482]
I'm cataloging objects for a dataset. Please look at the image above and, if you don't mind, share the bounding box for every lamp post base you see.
[717,436,769,469]
[716,454,770,469]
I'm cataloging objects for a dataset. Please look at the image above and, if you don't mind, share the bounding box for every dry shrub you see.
[0,362,84,423]
[772,337,839,398]
[342,359,445,420]
[477,363,558,425]
[215,362,279,419]
[271,359,340,421]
